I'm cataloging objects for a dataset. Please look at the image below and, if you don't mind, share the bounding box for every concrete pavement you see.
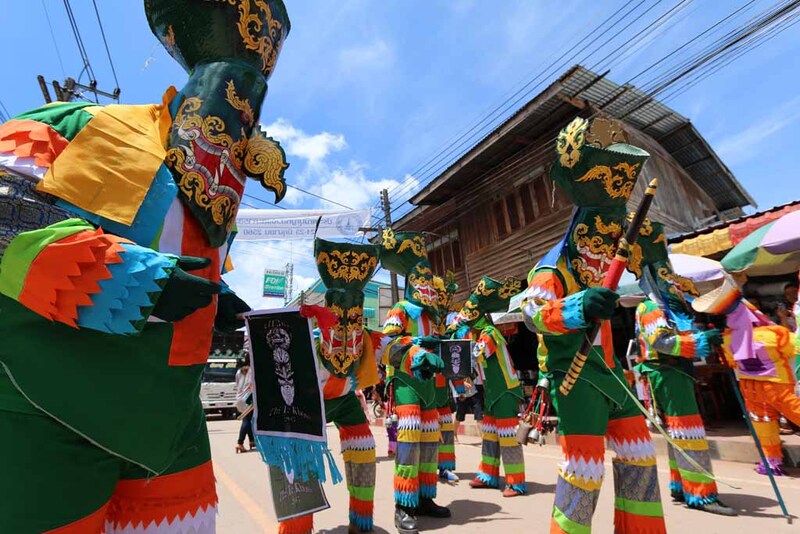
[209,418,800,533]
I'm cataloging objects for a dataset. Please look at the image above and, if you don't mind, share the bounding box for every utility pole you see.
[284,262,294,306]
[37,75,120,104]
[381,188,400,303]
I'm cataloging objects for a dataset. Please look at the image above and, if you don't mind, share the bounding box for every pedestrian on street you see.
[235,359,254,454]
[453,376,483,443]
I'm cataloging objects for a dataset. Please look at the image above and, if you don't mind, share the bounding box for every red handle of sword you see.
[558,178,659,397]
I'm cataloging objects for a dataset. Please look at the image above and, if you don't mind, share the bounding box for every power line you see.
[385,0,795,224]
[287,184,353,210]
[91,0,120,94]
[62,0,97,87]
[42,0,67,78]
[385,0,800,229]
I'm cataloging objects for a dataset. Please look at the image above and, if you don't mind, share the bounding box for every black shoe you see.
[693,500,738,516]
[395,507,418,534]
[417,497,451,518]
[671,491,685,503]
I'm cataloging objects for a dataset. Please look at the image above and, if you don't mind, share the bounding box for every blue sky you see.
[2,0,800,308]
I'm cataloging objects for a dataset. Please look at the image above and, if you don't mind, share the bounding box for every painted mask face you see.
[449,276,522,333]
[320,290,366,376]
[314,238,379,377]
[406,260,439,314]
[567,210,624,287]
[148,0,291,247]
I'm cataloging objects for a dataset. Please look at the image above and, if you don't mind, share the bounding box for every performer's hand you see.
[703,328,724,347]
[413,336,441,350]
[410,350,445,380]
[152,256,221,322]
[582,287,619,320]
[215,289,251,332]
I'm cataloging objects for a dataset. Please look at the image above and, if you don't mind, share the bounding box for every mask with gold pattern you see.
[147,0,291,247]
[314,238,379,377]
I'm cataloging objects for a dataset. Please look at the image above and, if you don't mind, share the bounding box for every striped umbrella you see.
[721,221,800,276]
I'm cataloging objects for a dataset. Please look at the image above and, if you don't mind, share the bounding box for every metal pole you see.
[727,371,791,522]
[37,75,52,104]
[381,189,400,303]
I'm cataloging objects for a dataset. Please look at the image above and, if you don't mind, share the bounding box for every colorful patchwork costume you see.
[520,117,666,533]
[631,221,735,515]
[379,230,450,533]
[0,1,290,532]
[278,239,383,534]
[693,277,800,475]
[434,272,462,480]
[448,276,527,497]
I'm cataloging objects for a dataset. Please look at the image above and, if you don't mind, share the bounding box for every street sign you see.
[263,269,287,298]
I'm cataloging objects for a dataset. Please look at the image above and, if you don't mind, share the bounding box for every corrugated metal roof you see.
[407,65,753,213]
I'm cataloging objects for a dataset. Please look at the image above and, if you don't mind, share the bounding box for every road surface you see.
[208,418,800,533]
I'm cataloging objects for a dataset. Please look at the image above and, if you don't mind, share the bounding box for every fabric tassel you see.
[255,436,342,485]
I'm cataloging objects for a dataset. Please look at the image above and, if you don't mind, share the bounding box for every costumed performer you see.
[278,238,384,534]
[0,1,290,531]
[379,229,450,534]
[520,117,666,533]
[448,275,527,497]
[692,276,800,476]
[630,220,736,515]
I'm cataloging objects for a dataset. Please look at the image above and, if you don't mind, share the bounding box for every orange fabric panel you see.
[106,460,217,529]
[558,434,605,462]
[0,119,69,167]
[169,215,220,366]
[606,415,650,443]
[18,229,124,327]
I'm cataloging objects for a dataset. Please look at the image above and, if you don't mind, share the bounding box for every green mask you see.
[449,275,522,332]
[379,229,440,315]
[544,117,650,287]
[146,0,291,247]
[314,238,379,376]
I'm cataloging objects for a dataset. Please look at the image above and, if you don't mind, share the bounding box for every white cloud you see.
[263,118,347,167]
[337,39,394,77]
[715,96,800,165]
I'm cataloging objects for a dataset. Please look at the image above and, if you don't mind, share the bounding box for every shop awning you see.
[670,201,800,257]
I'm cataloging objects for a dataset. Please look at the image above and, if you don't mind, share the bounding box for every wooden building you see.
[394,65,755,301]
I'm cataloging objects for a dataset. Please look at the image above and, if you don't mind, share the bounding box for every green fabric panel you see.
[486,388,522,418]
[349,485,375,501]
[0,294,203,475]
[0,218,92,299]
[419,462,438,472]
[0,407,122,532]
[325,392,369,427]
[0,366,41,416]
[614,497,664,517]
[675,469,715,484]
[483,352,523,409]
[439,444,455,453]
[395,464,419,478]
[481,455,501,467]
[553,506,591,534]
[647,365,700,417]
[434,381,451,407]
[503,462,525,473]
[544,333,630,407]
[12,102,97,141]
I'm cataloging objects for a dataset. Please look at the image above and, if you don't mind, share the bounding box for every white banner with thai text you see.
[236,209,372,241]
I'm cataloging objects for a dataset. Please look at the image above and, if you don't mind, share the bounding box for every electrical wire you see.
[385,0,798,225]
[0,99,10,122]
[91,0,120,98]
[42,0,67,78]
[63,0,97,86]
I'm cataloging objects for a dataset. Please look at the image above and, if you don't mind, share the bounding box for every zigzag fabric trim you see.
[105,504,217,534]
[78,242,175,333]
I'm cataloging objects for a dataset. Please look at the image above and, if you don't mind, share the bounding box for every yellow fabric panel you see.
[671,228,732,257]
[558,471,603,492]
[672,438,709,452]
[37,90,175,226]
[355,332,379,390]
[397,428,420,442]
[342,448,376,464]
